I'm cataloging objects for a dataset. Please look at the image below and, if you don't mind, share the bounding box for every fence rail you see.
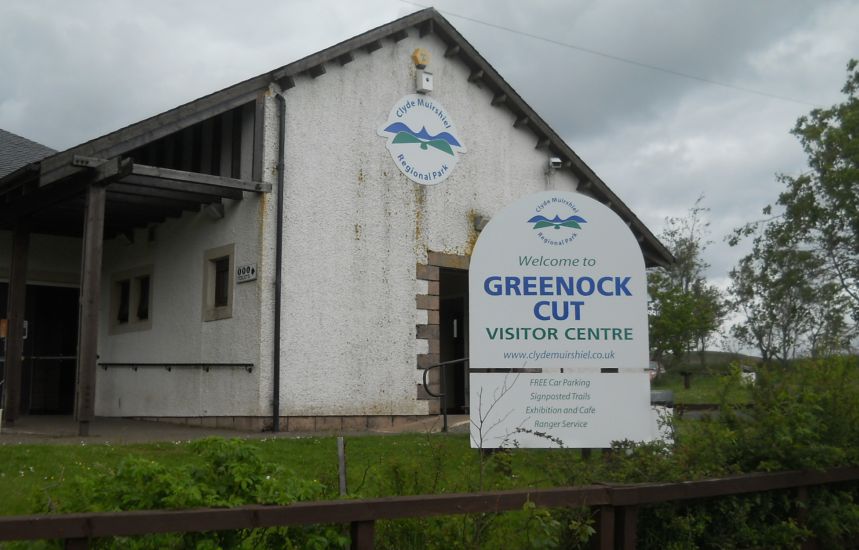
[1,466,857,549]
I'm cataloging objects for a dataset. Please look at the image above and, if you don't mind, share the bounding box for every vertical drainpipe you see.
[273,93,286,432]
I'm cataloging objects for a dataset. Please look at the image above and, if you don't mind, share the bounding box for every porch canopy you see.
[0,107,270,435]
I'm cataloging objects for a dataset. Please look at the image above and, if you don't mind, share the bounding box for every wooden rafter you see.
[131,163,271,193]
[120,174,242,200]
[109,181,221,204]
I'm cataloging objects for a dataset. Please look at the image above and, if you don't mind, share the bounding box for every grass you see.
[0,433,569,517]
[0,440,200,515]
[650,353,760,404]
[651,371,753,404]
[0,375,744,517]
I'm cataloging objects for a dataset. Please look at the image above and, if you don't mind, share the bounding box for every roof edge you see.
[32,7,672,266]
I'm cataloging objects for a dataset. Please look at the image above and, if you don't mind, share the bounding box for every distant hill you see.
[698,350,762,365]
[658,350,762,373]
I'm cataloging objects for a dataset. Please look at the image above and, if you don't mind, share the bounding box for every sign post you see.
[469,191,652,448]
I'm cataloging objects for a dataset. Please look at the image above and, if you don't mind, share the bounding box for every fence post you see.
[594,505,615,550]
[338,436,348,496]
[796,486,817,550]
[350,520,375,550]
[64,538,89,549]
[617,505,638,549]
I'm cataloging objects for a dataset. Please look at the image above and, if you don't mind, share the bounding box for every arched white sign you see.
[469,191,648,370]
[468,191,652,448]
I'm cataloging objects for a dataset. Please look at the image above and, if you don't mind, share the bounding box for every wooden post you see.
[338,436,348,496]
[618,506,638,549]
[797,486,817,550]
[594,505,615,550]
[2,222,29,424]
[64,537,89,549]
[350,520,374,550]
[75,182,107,436]
[682,371,691,389]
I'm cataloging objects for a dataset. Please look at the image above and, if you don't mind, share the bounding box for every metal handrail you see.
[422,357,468,432]
[99,362,254,373]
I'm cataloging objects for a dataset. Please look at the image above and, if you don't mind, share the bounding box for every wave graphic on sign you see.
[527,214,587,230]
[383,123,462,156]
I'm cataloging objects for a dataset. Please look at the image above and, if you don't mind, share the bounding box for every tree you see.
[805,280,854,358]
[775,59,859,310]
[729,60,859,361]
[729,225,820,363]
[648,197,725,369]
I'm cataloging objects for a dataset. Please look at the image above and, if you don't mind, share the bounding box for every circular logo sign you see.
[528,196,587,247]
[378,94,467,185]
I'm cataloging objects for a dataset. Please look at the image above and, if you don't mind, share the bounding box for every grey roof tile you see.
[0,128,55,178]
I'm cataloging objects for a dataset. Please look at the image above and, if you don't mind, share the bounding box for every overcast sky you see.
[2,0,858,296]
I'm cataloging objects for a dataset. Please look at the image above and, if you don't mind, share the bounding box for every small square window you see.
[203,244,234,322]
[136,275,150,321]
[117,280,130,324]
[110,266,153,334]
[213,257,230,308]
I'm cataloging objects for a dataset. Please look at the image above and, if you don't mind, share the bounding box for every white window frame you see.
[202,243,235,322]
[109,265,154,334]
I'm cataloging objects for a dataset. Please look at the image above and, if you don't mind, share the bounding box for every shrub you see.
[34,437,348,549]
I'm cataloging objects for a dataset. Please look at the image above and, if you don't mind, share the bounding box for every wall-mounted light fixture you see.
[412,48,433,94]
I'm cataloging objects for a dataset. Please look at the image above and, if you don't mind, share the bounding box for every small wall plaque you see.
[236,263,257,283]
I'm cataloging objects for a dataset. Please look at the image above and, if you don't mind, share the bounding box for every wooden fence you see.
[1,466,857,549]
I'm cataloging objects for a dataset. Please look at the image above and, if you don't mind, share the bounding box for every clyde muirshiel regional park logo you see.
[378,94,466,186]
[529,196,587,246]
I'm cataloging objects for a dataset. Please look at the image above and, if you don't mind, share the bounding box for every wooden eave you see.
[0,8,671,266]
[0,158,268,238]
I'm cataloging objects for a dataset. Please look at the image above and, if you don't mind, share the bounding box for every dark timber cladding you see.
[2,223,29,424]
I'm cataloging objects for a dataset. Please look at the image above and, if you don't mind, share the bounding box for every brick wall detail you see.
[415,251,470,411]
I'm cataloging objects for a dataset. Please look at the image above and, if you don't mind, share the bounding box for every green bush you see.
[13,357,859,549]
[32,437,348,549]
[370,358,859,548]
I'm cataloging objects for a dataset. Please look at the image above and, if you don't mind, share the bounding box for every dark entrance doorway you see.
[439,268,468,413]
[1,283,78,415]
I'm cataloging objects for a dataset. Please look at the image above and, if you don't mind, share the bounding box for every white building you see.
[0,9,671,434]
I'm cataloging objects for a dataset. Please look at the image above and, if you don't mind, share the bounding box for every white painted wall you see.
[94,91,280,417]
[277,31,580,417]
[94,201,261,416]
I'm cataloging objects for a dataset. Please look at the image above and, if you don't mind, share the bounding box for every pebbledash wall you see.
[276,31,580,429]
[93,199,273,421]
[97,30,584,430]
